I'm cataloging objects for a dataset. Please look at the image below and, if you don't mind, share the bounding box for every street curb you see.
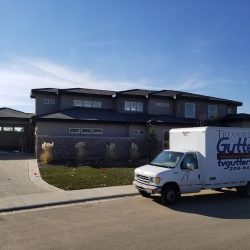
[0,192,138,213]
[28,160,64,192]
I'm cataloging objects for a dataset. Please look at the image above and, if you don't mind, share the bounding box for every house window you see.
[0,127,2,132]
[208,105,217,119]
[44,99,55,105]
[155,102,170,108]
[83,100,92,108]
[81,128,92,134]
[185,103,195,118]
[124,101,143,112]
[133,129,145,135]
[69,128,80,134]
[125,101,131,111]
[73,100,83,107]
[50,99,55,105]
[227,107,232,114]
[92,128,103,134]
[14,127,24,133]
[74,100,102,108]
[3,127,13,132]
[93,101,102,108]
[44,99,50,104]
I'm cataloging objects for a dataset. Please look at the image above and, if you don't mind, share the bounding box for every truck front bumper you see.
[133,180,162,194]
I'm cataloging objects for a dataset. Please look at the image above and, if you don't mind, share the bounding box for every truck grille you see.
[136,174,150,184]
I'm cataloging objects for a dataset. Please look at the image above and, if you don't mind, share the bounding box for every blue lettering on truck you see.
[216,129,250,171]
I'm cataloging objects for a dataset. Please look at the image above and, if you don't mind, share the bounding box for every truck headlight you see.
[150,177,161,184]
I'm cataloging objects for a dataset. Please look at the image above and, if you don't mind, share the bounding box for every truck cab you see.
[134,150,201,205]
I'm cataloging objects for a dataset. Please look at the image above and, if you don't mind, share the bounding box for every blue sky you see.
[0,0,250,113]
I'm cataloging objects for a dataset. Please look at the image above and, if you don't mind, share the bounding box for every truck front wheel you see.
[161,185,179,205]
[138,190,151,198]
[236,182,250,197]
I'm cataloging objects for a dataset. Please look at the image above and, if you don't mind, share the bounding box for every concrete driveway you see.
[0,151,48,197]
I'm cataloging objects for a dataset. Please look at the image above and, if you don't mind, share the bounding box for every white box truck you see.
[133,127,250,205]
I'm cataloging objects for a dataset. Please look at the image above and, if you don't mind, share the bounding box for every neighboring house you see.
[31,88,242,161]
[0,108,34,152]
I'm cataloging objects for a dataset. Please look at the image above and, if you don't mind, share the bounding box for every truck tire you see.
[236,182,250,197]
[138,190,151,198]
[161,184,179,205]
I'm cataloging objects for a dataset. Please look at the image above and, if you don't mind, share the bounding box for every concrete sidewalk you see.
[0,159,138,213]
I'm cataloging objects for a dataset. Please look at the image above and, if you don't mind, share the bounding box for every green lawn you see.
[39,165,135,190]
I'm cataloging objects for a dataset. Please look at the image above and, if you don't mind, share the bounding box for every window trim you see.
[185,103,195,118]
[81,128,92,134]
[69,128,81,134]
[92,128,103,134]
[133,129,145,136]
[124,101,143,112]
[155,102,170,108]
[44,99,50,105]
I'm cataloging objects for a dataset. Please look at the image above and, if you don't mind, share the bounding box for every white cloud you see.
[0,58,213,113]
[0,58,150,112]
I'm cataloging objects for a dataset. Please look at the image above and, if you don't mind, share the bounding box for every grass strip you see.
[39,165,135,190]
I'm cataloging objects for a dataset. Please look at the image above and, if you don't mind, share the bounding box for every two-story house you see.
[31,88,242,162]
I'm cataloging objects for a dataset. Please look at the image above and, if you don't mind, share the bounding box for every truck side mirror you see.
[187,163,194,171]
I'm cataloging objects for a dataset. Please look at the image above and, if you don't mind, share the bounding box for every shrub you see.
[40,142,54,164]
[75,141,86,163]
[105,142,116,162]
[130,142,140,161]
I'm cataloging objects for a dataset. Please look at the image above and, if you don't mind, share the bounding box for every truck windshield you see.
[150,151,184,168]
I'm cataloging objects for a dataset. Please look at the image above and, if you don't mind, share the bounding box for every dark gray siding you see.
[36,121,129,137]
[35,94,60,115]
[146,98,174,115]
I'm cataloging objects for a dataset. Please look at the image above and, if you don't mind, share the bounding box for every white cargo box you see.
[170,127,250,187]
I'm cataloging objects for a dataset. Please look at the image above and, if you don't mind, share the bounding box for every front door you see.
[179,153,201,193]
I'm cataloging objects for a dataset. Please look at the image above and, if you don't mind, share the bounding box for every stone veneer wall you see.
[36,136,147,162]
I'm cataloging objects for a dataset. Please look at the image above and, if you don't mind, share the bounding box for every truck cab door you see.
[179,153,201,193]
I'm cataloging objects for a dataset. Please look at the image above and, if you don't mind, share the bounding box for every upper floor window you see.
[124,101,143,112]
[185,103,195,118]
[73,100,83,107]
[227,107,232,114]
[73,100,102,108]
[155,102,170,108]
[208,105,217,119]
[44,98,55,105]
[133,129,145,135]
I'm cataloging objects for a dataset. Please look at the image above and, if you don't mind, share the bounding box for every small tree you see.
[105,142,116,162]
[40,142,54,164]
[130,142,140,162]
[75,141,86,163]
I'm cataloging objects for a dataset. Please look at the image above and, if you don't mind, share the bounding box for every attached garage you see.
[0,108,34,152]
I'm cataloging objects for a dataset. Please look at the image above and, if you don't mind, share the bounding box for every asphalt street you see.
[1,191,250,250]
